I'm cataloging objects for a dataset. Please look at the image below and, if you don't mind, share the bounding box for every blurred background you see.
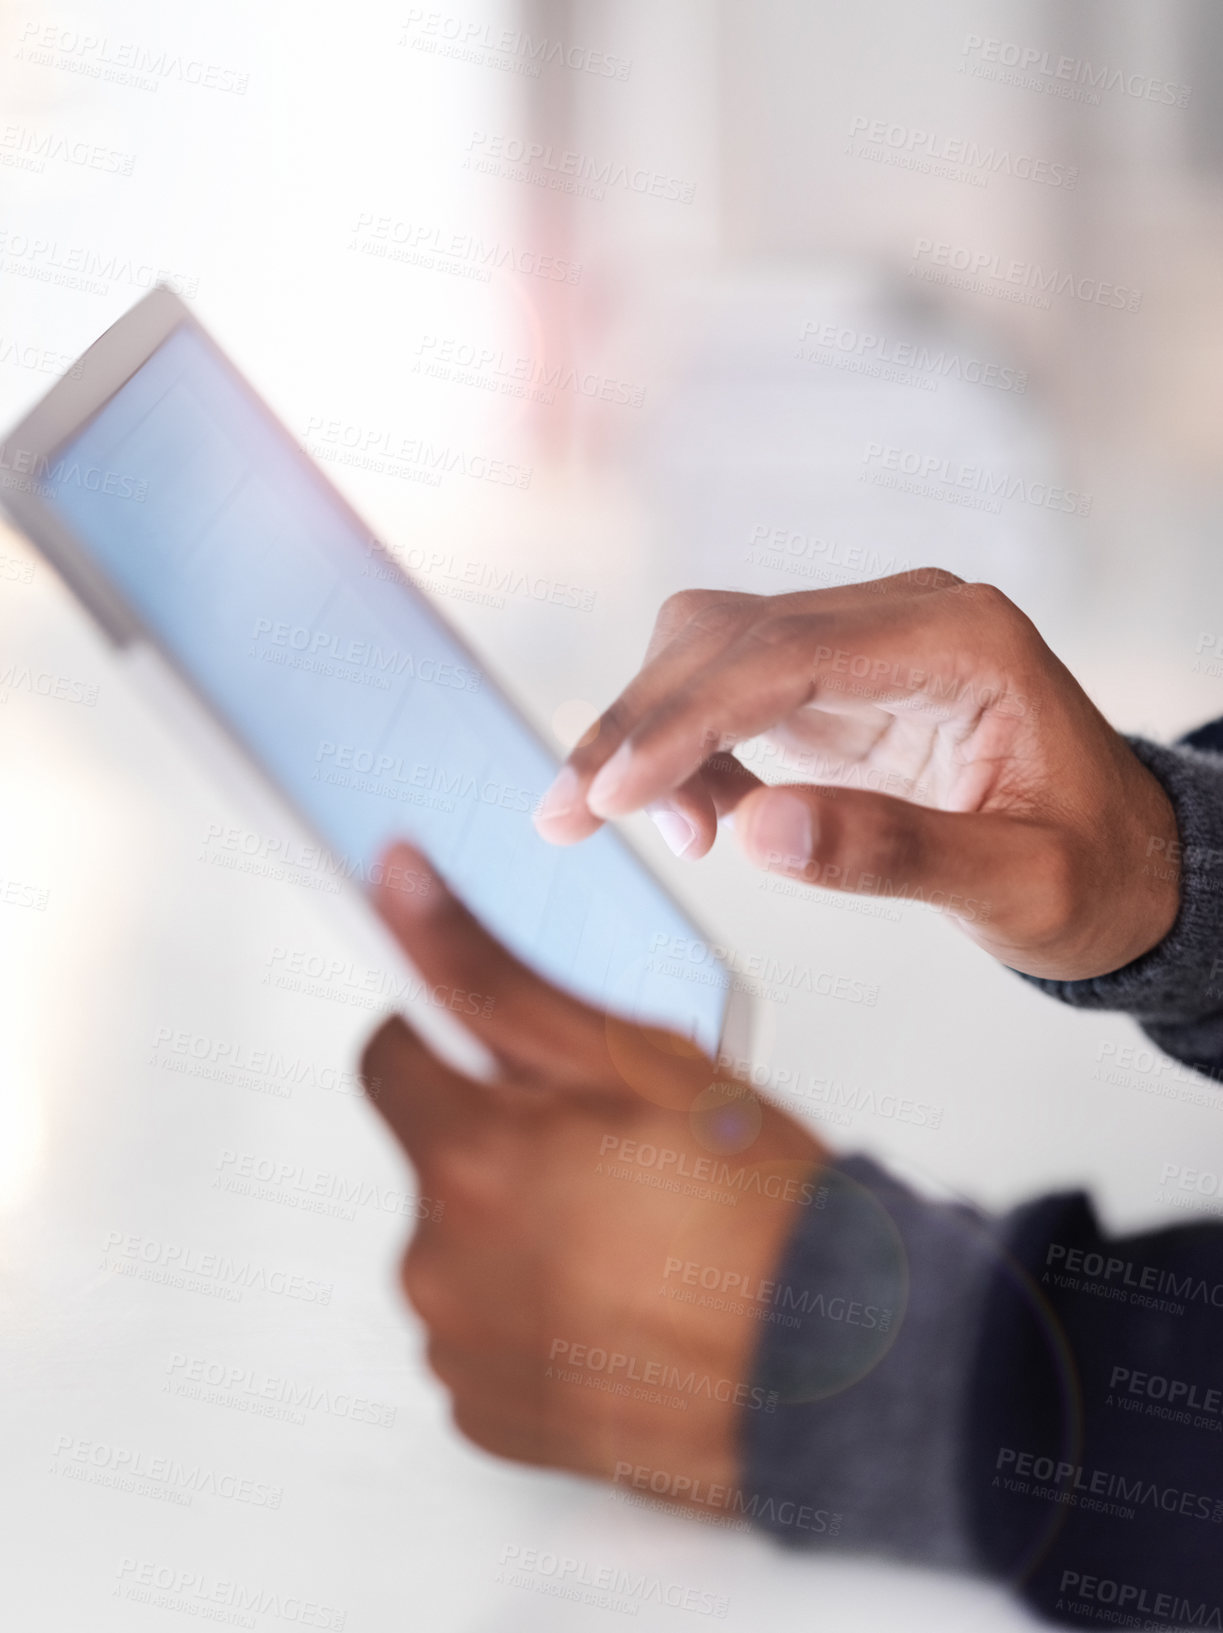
[2,0,1221,1627]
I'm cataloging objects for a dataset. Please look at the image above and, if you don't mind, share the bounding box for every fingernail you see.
[748,791,814,872]
[587,742,633,815]
[535,764,580,827]
[649,804,697,858]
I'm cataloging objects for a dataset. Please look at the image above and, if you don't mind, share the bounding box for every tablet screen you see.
[36,322,731,1052]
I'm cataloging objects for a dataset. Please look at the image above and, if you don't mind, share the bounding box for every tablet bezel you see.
[0,286,752,1062]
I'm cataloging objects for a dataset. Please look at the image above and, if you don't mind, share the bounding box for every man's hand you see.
[533,571,1180,981]
[362,844,829,1495]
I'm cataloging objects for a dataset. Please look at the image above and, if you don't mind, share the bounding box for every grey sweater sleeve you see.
[742,1156,1223,1628]
[1019,734,1223,1075]
[741,1153,1001,1565]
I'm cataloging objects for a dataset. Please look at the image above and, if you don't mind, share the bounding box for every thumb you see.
[360,1013,490,1166]
[733,782,1052,933]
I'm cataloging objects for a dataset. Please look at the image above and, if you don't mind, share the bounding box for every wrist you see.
[996,742,1181,982]
[1117,756,1182,963]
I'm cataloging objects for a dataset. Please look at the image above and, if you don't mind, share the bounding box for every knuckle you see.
[959,580,1014,616]
[958,581,1043,664]
[400,1246,452,1328]
[658,586,724,628]
[910,565,965,593]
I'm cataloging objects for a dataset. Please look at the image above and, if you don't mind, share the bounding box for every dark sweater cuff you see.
[1019,736,1223,1032]
[740,1154,1002,1567]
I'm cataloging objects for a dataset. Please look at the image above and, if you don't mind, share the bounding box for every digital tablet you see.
[0,287,744,1058]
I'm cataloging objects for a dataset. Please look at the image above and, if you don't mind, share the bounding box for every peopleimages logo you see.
[846,115,1077,188]
[547,1338,778,1413]
[263,942,496,1019]
[165,1352,398,1430]
[15,22,250,94]
[251,618,482,692]
[311,742,542,818]
[115,1559,345,1630]
[862,441,1092,516]
[995,1446,1223,1524]
[661,1256,893,1332]
[797,321,1027,394]
[303,416,532,490]
[717,1053,946,1130]
[400,10,632,80]
[349,211,583,284]
[1042,1240,1223,1320]
[646,932,879,1007]
[0,441,148,501]
[909,237,1142,312]
[214,1148,443,1222]
[364,540,598,612]
[0,334,83,380]
[496,1545,726,1619]
[612,1462,840,1535]
[464,130,695,204]
[597,1133,825,1207]
[415,333,646,407]
[1108,1362,1223,1430]
[0,121,137,176]
[0,226,198,299]
[52,1435,283,1509]
[959,34,1190,108]
[1058,1570,1219,1625]
[101,1229,334,1305]
[0,663,99,708]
